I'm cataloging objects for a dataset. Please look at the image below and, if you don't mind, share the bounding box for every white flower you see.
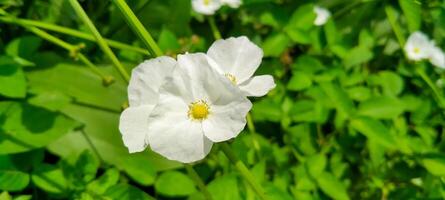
[221,0,241,8]
[313,6,331,26]
[119,56,176,153]
[192,0,222,15]
[404,32,433,61]
[146,53,252,163]
[206,36,276,97]
[428,46,445,69]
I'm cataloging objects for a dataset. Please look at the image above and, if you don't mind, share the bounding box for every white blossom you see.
[428,46,445,69]
[206,36,276,97]
[221,0,241,8]
[192,0,222,15]
[313,6,331,26]
[404,32,433,61]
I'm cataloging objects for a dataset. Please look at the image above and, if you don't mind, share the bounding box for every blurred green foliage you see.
[1,0,445,199]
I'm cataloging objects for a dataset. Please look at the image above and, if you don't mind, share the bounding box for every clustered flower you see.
[119,36,275,163]
[404,31,445,69]
[192,0,242,15]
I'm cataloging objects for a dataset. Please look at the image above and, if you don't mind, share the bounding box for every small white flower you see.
[221,0,241,8]
[192,0,222,15]
[146,53,252,163]
[428,46,445,69]
[313,6,331,26]
[404,32,433,61]
[206,36,276,97]
[119,56,176,153]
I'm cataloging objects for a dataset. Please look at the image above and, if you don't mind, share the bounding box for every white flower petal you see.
[128,56,176,107]
[429,46,445,69]
[147,95,212,163]
[119,105,154,153]
[202,98,251,142]
[238,75,276,97]
[314,6,331,26]
[404,32,433,61]
[192,0,222,15]
[221,0,241,8]
[207,36,263,83]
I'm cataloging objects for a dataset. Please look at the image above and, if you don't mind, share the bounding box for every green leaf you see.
[287,4,316,31]
[376,71,404,96]
[87,168,120,195]
[357,96,405,119]
[75,150,100,182]
[158,28,180,53]
[421,154,445,177]
[292,55,325,74]
[28,91,72,112]
[262,33,290,57]
[343,46,374,68]
[350,117,397,148]
[208,174,241,200]
[305,154,326,178]
[0,192,11,200]
[31,164,68,194]
[155,171,196,197]
[104,184,155,200]
[287,72,312,91]
[252,98,282,122]
[285,28,311,44]
[319,82,355,118]
[6,36,42,61]
[346,86,371,102]
[316,172,350,200]
[0,170,29,191]
[0,102,79,154]
[398,0,421,32]
[0,57,26,98]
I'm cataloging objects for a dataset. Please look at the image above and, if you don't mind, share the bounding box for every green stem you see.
[185,164,213,200]
[68,0,130,82]
[25,26,113,83]
[112,0,163,57]
[247,113,261,152]
[220,143,268,200]
[415,67,445,108]
[0,16,150,55]
[208,16,222,40]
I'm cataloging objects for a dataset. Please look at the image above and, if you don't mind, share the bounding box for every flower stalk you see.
[185,164,213,200]
[112,0,163,57]
[68,0,130,82]
[220,143,269,200]
[208,16,222,40]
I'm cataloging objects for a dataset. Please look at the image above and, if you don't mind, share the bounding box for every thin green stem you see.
[68,0,130,82]
[0,16,150,55]
[220,143,269,200]
[384,5,406,47]
[185,164,213,200]
[208,16,222,40]
[247,113,261,152]
[112,0,163,57]
[25,26,113,83]
[415,67,445,108]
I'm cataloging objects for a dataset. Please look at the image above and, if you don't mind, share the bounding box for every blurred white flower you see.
[428,46,445,69]
[206,36,276,97]
[146,53,252,163]
[192,0,222,15]
[313,6,331,26]
[119,56,176,153]
[221,0,241,8]
[404,32,433,61]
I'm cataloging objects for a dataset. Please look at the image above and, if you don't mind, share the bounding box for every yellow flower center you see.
[414,47,420,54]
[188,100,210,121]
[224,73,237,85]
[203,0,211,5]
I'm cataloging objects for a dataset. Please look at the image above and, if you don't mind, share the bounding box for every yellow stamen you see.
[188,100,210,121]
[203,0,211,5]
[414,47,420,54]
[224,73,237,85]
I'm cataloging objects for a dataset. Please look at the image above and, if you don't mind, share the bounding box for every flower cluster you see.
[192,0,241,15]
[119,36,275,163]
[404,31,445,69]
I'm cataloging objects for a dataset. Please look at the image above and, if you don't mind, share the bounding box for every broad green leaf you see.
[75,150,100,182]
[305,154,326,178]
[0,57,26,98]
[357,96,405,119]
[265,184,294,200]
[104,184,155,200]
[208,174,241,200]
[343,46,373,68]
[292,55,325,74]
[398,0,421,32]
[252,98,282,122]
[350,117,397,148]
[262,33,290,57]
[316,172,350,200]
[155,171,196,197]
[287,4,316,30]
[6,36,41,62]
[346,86,371,102]
[0,192,11,200]
[377,71,404,96]
[287,72,312,91]
[28,91,72,112]
[319,82,355,118]
[31,164,68,194]
[87,168,120,194]
[158,28,180,53]
[422,154,445,177]
[285,28,311,44]
[0,170,29,191]
[0,102,79,154]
